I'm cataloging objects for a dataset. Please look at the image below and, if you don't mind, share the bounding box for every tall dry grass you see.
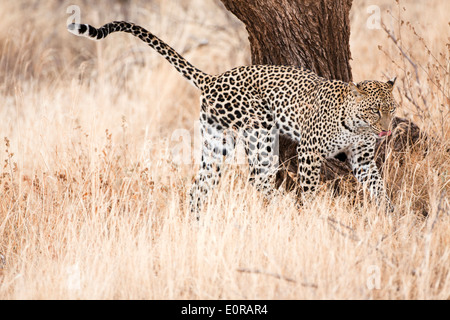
[0,0,448,299]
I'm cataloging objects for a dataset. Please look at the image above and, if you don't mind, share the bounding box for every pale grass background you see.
[0,0,448,299]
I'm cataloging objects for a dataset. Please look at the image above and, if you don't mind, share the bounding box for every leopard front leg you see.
[348,135,393,211]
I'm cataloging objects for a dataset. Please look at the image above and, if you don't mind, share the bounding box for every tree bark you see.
[220,0,353,82]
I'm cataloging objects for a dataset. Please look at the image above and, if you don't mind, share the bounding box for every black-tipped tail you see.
[67,21,210,88]
[68,23,112,40]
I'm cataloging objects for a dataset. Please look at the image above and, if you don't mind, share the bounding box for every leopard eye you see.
[371,108,380,114]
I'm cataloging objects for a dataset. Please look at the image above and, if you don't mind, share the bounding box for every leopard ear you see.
[387,76,397,89]
[349,82,366,100]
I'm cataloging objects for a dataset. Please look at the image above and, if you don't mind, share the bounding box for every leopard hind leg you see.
[243,122,280,199]
[189,116,235,215]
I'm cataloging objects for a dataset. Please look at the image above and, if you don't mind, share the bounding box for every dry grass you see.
[0,0,448,299]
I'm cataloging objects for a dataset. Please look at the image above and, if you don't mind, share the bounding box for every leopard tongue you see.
[379,130,392,137]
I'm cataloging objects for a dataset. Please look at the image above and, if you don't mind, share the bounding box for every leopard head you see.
[349,78,397,137]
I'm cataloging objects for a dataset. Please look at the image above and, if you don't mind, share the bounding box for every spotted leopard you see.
[68,21,397,212]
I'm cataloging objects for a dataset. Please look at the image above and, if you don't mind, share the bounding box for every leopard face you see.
[349,78,397,137]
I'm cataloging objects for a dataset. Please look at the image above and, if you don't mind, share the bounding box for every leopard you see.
[68,21,397,213]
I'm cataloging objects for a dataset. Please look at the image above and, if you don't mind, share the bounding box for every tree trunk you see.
[220,0,353,82]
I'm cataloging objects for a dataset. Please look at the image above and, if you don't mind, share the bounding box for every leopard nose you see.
[380,113,392,132]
